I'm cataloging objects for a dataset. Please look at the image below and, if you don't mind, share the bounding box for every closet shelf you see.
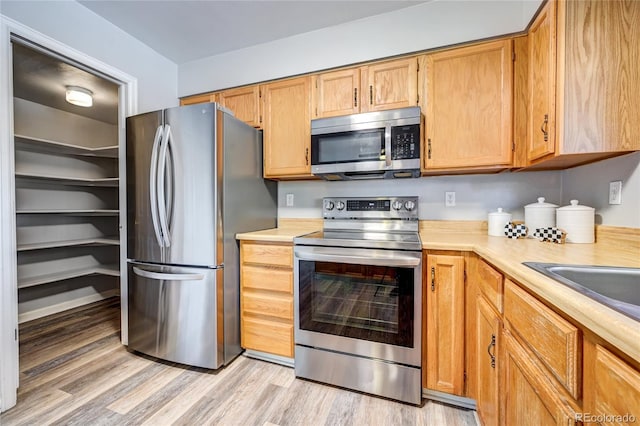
[18,263,120,289]
[15,134,118,158]
[15,172,119,187]
[17,237,120,252]
[16,209,119,216]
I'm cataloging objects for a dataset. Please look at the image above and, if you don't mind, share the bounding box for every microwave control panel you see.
[391,124,420,160]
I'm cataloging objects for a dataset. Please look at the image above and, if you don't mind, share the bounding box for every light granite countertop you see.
[237,225,640,364]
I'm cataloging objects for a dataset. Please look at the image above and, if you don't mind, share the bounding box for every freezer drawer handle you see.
[133,266,204,281]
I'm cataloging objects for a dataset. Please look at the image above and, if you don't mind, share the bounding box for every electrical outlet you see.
[609,181,622,205]
[445,191,456,207]
[286,193,294,207]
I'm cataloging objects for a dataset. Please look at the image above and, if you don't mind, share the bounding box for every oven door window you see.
[311,128,385,165]
[298,261,414,347]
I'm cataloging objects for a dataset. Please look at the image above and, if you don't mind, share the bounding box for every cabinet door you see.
[583,340,640,425]
[422,40,513,170]
[312,68,360,118]
[475,296,501,426]
[180,92,217,106]
[528,0,557,162]
[261,76,312,178]
[503,330,577,426]
[219,85,261,128]
[424,254,465,395]
[361,58,418,112]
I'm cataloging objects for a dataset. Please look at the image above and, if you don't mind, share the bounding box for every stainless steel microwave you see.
[311,107,421,180]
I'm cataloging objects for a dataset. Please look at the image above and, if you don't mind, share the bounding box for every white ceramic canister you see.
[488,208,512,237]
[556,200,595,243]
[524,197,558,236]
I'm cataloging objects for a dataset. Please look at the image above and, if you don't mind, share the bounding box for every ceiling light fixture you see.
[65,86,93,107]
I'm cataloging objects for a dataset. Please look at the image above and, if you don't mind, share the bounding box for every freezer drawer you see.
[127,261,224,369]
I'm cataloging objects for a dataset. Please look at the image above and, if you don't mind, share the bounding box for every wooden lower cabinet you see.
[240,241,294,358]
[502,330,577,426]
[424,252,465,395]
[475,296,501,426]
[583,340,640,425]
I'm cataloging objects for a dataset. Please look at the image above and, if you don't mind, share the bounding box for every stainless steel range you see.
[293,196,422,404]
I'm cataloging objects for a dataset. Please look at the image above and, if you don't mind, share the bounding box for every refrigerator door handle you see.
[158,124,172,247]
[133,266,205,281]
[149,125,165,247]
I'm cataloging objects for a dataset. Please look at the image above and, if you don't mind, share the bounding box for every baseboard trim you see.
[243,350,294,368]
[18,289,120,324]
[423,388,477,410]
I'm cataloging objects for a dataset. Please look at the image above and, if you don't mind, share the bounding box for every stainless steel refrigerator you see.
[126,103,277,369]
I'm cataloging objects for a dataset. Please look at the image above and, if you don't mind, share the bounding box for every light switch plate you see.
[609,181,622,205]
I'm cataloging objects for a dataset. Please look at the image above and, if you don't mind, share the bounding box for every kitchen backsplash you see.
[278,152,640,228]
[278,170,562,222]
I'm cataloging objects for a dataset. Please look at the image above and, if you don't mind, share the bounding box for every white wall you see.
[561,152,640,228]
[278,170,562,222]
[1,0,178,114]
[179,0,542,96]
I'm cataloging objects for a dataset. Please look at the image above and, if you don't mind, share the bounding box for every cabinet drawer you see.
[242,317,293,358]
[242,265,292,294]
[241,242,293,267]
[243,291,293,320]
[475,258,504,313]
[504,279,581,399]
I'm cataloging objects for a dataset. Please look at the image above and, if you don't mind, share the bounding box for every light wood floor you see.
[1,298,479,425]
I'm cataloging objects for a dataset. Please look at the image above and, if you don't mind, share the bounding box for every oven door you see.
[294,245,422,367]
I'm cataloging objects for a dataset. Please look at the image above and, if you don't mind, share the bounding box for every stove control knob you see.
[392,200,403,210]
[324,200,335,211]
[336,201,346,211]
[404,200,416,211]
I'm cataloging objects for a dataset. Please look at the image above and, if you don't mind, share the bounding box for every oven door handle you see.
[294,246,421,267]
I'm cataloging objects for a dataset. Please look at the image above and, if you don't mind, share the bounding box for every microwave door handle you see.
[384,124,392,167]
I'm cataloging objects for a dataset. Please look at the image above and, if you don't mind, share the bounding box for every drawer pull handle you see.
[487,334,496,369]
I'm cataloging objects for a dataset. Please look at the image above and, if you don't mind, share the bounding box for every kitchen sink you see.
[523,262,640,322]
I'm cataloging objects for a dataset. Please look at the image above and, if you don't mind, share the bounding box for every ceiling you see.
[78,0,428,64]
[12,42,119,124]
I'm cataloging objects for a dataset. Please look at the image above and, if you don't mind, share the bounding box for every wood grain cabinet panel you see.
[421,39,513,172]
[312,68,360,118]
[502,330,578,426]
[474,258,504,314]
[219,85,261,128]
[261,76,312,178]
[179,92,217,106]
[504,279,581,399]
[361,58,418,113]
[528,0,557,162]
[583,340,640,425]
[524,0,640,169]
[474,296,501,426]
[240,241,294,358]
[424,253,465,395]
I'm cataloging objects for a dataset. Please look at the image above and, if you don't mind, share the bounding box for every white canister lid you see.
[525,197,558,209]
[488,207,511,218]
[557,199,595,212]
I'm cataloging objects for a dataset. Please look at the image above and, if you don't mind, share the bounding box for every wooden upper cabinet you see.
[261,76,312,178]
[312,68,360,119]
[420,39,513,171]
[528,0,557,162]
[524,0,639,169]
[219,85,261,128]
[180,92,217,106]
[424,253,465,395]
[361,58,418,112]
